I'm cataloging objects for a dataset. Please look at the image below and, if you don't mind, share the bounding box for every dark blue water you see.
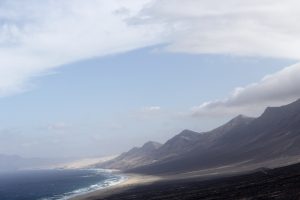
[0,169,123,200]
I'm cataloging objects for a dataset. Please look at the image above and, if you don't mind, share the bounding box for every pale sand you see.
[70,174,162,200]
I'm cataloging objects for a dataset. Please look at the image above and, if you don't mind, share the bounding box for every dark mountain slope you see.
[129,99,300,174]
[153,129,202,161]
[97,141,162,170]
[98,130,204,170]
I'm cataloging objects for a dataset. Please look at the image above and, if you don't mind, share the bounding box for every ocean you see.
[0,169,124,200]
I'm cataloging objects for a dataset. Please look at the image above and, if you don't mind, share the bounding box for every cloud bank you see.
[192,63,300,117]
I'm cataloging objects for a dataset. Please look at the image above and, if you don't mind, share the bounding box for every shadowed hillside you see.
[98,99,300,175]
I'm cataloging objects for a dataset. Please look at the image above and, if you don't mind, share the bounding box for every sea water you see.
[0,169,125,200]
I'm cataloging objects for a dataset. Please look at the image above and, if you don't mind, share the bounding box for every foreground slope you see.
[98,162,300,200]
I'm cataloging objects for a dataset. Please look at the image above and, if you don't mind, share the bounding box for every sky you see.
[0,0,300,158]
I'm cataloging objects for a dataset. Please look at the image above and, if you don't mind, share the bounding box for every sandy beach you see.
[69,165,251,200]
[70,174,161,200]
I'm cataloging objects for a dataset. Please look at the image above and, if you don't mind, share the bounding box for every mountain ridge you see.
[98,99,300,175]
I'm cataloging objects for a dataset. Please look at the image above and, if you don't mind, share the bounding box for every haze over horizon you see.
[1,0,300,158]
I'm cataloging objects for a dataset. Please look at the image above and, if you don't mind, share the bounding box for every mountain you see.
[98,115,254,171]
[153,129,202,160]
[97,141,162,170]
[154,115,254,159]
[128,99,300,174]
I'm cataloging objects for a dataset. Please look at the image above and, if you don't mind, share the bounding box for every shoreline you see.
[47,169,126,200]
[69,156,300,200]
[70,173,162,200]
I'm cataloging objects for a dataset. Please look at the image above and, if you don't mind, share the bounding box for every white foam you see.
[39,169,127,200]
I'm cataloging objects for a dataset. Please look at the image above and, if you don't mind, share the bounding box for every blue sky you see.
[0,47,294,120]
[0,0,300,157]
[0,46,295,157]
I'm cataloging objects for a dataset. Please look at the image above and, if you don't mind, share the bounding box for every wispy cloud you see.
[0,0,162,96]
[47,122,71,132]
[141,106,161,112]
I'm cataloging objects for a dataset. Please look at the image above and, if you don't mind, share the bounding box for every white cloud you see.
[137,0,300,59]
[0,0,163,96]
[191,63,300,117]
[1,0,300,96]
[47,122,70,132]
[142,106,161,112]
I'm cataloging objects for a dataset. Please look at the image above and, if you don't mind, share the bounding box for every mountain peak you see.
[170,129,201,143]
[260,98,300,120]
[232,114,254,122]
[178,129,200,137]
[142,141,162,151]
[222,114,255,129]
[204,114,255,141]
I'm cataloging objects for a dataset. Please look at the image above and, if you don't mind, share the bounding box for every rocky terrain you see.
[97,162,300,200]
